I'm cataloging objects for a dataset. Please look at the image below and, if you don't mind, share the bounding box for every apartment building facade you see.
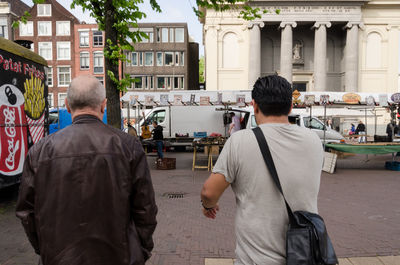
[73,24,105,86]
[0,0,30,40]
[123,23,199,91]
[14,0,79,108]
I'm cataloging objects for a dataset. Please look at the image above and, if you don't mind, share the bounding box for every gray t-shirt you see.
[213,123,323,265]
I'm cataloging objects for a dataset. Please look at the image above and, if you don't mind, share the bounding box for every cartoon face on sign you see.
[0,84,28,176]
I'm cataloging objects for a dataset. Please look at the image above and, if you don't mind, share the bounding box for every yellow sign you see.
[342,93,361,104]
[292,90,301,104]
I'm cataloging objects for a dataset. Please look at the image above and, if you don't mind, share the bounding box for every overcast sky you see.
[20,0,204,55]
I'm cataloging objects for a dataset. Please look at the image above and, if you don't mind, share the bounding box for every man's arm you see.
[130,144,158,260]
[200,173,230,219]
[15,152,40,254]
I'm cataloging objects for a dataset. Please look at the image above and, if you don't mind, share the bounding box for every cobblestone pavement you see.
[0,151,399,265]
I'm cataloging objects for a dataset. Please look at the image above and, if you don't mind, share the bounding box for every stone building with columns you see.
[200,0,400,93]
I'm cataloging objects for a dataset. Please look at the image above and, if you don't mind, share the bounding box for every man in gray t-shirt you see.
[200,75,323,265]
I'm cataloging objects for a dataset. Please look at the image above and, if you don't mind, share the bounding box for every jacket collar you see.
[72,114,102,124]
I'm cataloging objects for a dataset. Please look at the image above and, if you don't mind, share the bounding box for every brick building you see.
[14,0,79,108]
[0,0,30,40]
[123,23,199,91]
[73,23,105,86]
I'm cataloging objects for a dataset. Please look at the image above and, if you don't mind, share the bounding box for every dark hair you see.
[153,120,158,125]
[252,75,292,116]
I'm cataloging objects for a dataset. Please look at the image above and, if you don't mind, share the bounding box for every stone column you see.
[280,22,297,83]
[344,22,362,92]
[248,22,264,88]
[204,25,219,90]
[313,22,331,91]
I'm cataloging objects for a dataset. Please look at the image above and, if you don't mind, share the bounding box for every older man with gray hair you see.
[16,75,157,265]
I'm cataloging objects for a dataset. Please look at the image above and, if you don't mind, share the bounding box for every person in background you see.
[152,121,164,161]
[355,120,366,143]
[127,124,138,137]
[229,112,241,135]
[16,75,157,265]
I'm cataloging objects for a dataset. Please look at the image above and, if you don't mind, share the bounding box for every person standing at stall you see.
[355,120,366,143]
[152,121,164,161]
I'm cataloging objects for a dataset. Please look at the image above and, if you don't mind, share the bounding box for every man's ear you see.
[65,98,71,113]
[289,103,293,114]
[101,98,107,113]
[252,100,259,114]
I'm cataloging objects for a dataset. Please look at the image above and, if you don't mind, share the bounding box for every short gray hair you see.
[67,75,106,111]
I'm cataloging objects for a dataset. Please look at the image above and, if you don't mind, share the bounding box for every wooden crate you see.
[156,158,176,170]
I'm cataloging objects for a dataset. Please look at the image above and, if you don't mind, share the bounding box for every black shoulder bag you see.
[252,127,338,265]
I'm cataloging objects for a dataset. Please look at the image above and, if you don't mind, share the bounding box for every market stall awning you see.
[326,143,400,155]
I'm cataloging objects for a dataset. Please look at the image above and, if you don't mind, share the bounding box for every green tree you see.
[199,56,205,83]
[15,0,266,128]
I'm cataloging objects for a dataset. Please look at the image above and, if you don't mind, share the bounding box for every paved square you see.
[1,151,399,265]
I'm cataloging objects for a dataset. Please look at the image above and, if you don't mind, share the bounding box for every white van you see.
[232,107,344,143]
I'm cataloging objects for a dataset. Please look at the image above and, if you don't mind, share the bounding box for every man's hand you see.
[202,204,219,219]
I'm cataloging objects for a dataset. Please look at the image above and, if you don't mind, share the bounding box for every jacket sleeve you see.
[15,151,40,254]
[130,142,158,260]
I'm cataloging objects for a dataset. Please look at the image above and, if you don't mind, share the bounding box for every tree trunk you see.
[104,0,121,129]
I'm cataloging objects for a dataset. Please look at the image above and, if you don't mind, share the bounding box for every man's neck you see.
[257,115,289,125]
[71,109,103,121]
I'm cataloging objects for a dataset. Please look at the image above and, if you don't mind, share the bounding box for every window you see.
[141,31,154,43]
[180,52,184,66]
[173,76,184,89]
[303,117,324,130]
[38,21,52,36]
[38,42,52,60]
[0,24,7,39]
[93,31,103,46]
[175,52,179,66]
[157,77,165,89]
[156,52,163,66]
[80,31,89,47]
[96,76,104,85]
[139,52,143,66]
[19,21,33,36]
[147,110,165,124]
[170,28,174,43]
[58,93,67,107]
[162,28,168,42]
[58,67,71,86]
[80,52,90,69]
[132,76,143,89]
[45,67,53,87]
[56,21,70,36]
[156,28,161,42]
[57,42,71,60]
[144,76,153,90]
[131,52,138,66]
[48,93,54,108]
[165,52,174,66]
[175,28,184,42]
[94,52,104,74]
[157,76,173,89]
[145,52,153,66]
[37,4,51,16]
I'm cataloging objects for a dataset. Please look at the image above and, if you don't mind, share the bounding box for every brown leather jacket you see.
[16,115,157,265]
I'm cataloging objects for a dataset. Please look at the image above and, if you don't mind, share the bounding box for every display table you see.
[325,143,400,155]
[192,137,225,171]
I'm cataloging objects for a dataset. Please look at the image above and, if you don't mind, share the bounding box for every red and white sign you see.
[0,84,28,176]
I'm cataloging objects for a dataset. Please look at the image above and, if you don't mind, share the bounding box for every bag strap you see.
[252,126,296,224]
